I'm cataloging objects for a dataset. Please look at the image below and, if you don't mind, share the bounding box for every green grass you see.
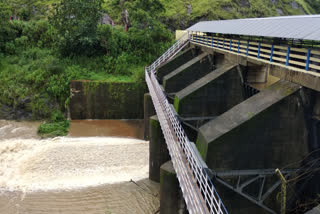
[38,120,70,138]
[37,110,70,138]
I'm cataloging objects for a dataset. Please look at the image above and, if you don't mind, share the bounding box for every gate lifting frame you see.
[145,33,228,214]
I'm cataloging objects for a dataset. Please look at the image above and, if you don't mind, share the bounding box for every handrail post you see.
[270,44,274,62]
[286,47,290,66]
[212,36,214,47]
[207,35,209,46]
[238,40,240,53]
[196,32,198,44]
[257,42,261,58]
[223,38,225,49]
[229,40,232,51]
[306,49,311,71]
[217,38,219,48]
[246,41,249,56]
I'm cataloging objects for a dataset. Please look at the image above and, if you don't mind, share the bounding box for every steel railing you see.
[189,33,320,74]
[146,33,189,73]
[145,34,228,214]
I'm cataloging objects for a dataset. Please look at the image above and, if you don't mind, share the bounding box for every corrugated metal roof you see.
[187,15,320,41]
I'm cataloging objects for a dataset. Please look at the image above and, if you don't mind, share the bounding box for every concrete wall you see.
[70,80,146,119]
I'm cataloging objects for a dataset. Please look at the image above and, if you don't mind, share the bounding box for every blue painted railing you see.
[189,33,320,73]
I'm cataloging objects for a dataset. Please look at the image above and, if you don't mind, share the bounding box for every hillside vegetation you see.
[0,0,319,136]
[104,0,320,29]
[0,0,173,136]
[2,0,319,29]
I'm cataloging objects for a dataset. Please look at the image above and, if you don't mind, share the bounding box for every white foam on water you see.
[0,137,149,192]
[0,121,159,214]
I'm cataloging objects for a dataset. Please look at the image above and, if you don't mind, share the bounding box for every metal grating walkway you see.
[145,34,228,214]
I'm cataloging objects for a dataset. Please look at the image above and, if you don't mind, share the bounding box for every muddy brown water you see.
[69,120,144,139]
[0,120,159,214]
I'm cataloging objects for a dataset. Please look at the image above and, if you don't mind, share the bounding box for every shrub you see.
[5,42,15,54]
[38,110,70,138]
[38,120,70,137]
[15,36,29,49]
[51,0,104,56]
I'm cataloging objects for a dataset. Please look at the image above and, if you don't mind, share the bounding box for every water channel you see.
[0,120,159,214]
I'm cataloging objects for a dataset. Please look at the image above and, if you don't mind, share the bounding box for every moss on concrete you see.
[70,80,146,119]
[173,96,180,113]
[196,134,208,159]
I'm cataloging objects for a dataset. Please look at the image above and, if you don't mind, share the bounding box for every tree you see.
[126,0,164,29]
[306,0,320,13]
[0,0,13,52]
[126,0,172,57]
[51,0,103,56]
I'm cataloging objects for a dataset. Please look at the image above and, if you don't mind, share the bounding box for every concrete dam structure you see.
[145,15,320,214]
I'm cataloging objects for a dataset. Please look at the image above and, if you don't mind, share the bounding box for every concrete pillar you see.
[157,47,200,83]
[160,161,187,214]
[196,80,309,213]
[197,80,308,166]
[144,93,156,140]
[149,115,170,182]
[163,53,214,93]
[174,64,243,117]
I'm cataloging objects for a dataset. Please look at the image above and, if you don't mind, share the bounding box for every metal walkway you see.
[145,34,228,214]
